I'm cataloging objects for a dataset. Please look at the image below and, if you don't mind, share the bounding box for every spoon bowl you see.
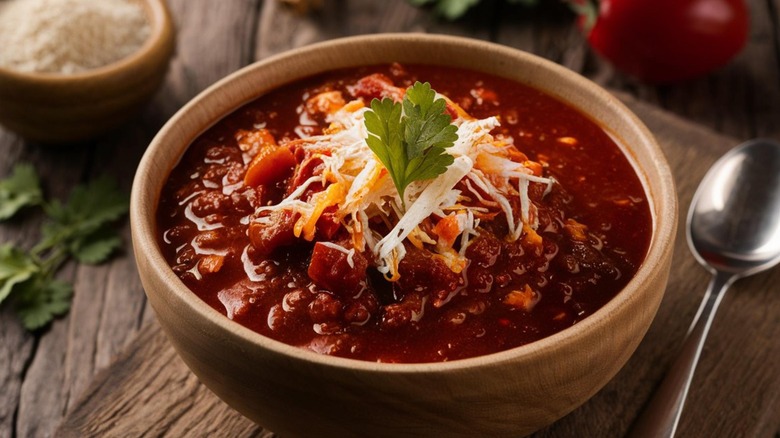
[631,138,780,437]
[688,139,780,276]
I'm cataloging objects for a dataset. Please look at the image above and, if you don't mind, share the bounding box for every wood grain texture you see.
[55,323,273,438]
[1,0,779,436]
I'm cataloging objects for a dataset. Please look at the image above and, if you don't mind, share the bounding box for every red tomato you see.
[577,0,749,83]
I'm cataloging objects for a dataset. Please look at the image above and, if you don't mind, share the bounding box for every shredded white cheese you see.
[249,93,554,279]
[374,155,471,270]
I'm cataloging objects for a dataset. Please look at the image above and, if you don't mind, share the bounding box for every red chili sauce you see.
[156,64,652,363]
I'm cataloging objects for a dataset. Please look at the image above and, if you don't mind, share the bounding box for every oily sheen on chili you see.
[156,64,652,363]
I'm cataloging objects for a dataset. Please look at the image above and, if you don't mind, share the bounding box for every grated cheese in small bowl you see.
[0,0,151,74]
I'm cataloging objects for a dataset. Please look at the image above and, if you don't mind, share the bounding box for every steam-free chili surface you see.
[157,64,652,363]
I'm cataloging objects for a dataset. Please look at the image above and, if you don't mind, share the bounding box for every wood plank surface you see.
[1,0,779,437]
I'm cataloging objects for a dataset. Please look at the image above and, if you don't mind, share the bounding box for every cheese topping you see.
[251,91,554,280]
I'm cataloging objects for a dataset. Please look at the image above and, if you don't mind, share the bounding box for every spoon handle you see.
[629,270,735,438]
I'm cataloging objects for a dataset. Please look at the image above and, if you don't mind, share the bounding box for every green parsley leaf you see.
[70,226,123,264]
[407,0,478,19]
[39,177,129,256]
[0,166,128,331]
[402,82,457,179]
[13,277,73,330]
[365,97,406,202]
[407,0,539,20]
[364,81,458,208]
[0,244,40,304]
[0,164,43,220]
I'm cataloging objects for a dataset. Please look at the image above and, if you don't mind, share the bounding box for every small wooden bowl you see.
[131,34,678,437]
[0,0,175,144]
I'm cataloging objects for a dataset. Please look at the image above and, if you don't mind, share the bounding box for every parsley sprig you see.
[408,0,539,20]
[364,81,459,208]
[0,164,43,220]
[0,164,128,330]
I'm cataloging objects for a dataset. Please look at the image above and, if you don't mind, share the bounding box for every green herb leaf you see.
[13,277,73,330]
[70,227,123,264]
[407,0,539,20]
[365,97,406,198]
[39,177,129,256]
[408,0,478,19]
[0,164,43,220]
[0,244,40,304]
[403,82,458,182]
[0,166,128,331]
[364,82,458,207]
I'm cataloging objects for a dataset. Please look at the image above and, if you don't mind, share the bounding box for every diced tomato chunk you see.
[217,281,253,319]
[244,144,296,187]
[235,128,277,157]
[248,210,297,256]
[315,207,342,240]
[198,254,225,274]
[350,73,403,101]
[287,155,324,196]
[308,241,367,295]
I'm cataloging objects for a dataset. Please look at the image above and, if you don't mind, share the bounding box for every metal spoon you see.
[630,138,780,438]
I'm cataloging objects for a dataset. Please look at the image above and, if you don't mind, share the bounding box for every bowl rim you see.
[132,33,677,373]
[0,0,172,81]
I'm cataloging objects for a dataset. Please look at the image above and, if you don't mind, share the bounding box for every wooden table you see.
[2,1,779,437]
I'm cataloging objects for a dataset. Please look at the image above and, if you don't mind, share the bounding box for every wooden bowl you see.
[0,0,175,144]
[131,34,677,437]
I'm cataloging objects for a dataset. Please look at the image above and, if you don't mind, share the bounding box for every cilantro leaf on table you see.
[0,164,43,220]
[408,0,539,20]
[13,278,73,330]
[407,0,478,20]
[70,226,124,264]
[0,166,128,330]
[39,177,129,262]
[0,244,39,304]
[364,81,458,208]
